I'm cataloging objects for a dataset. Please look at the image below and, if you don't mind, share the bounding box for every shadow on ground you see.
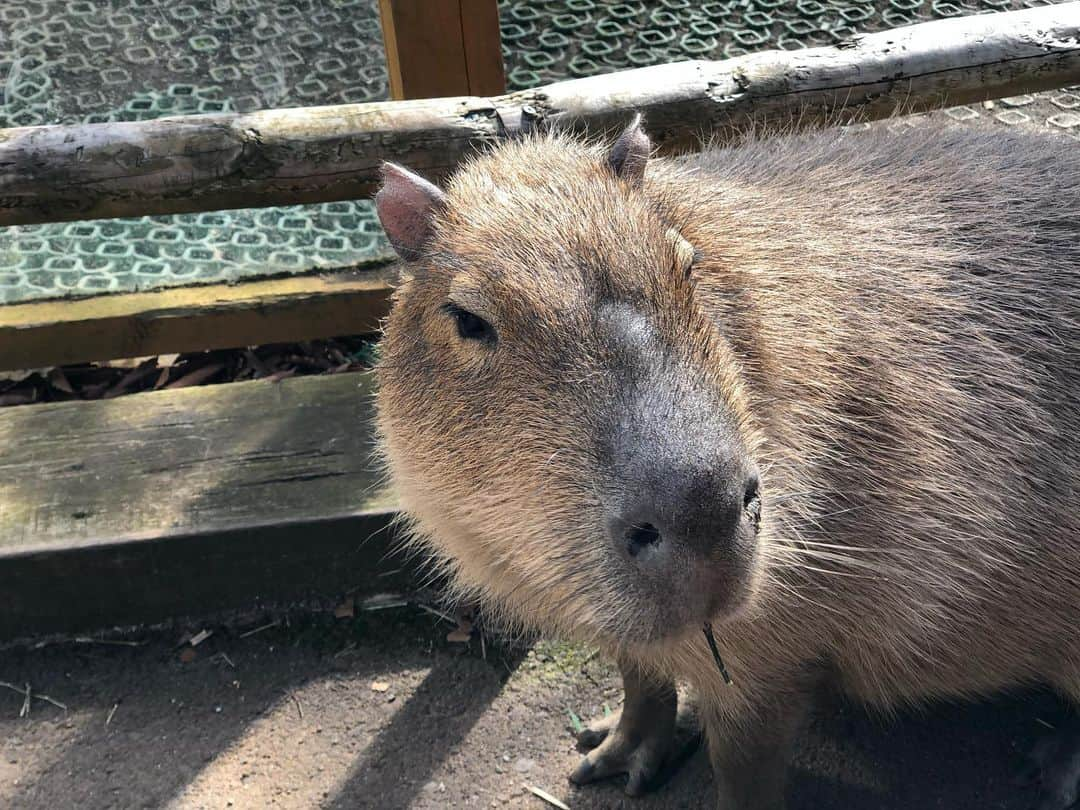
[0,606,1067,809]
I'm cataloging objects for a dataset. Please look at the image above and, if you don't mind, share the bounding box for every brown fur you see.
[374,120,1080,806]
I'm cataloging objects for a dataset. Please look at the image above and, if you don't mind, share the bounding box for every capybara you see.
[373,116,1080,808]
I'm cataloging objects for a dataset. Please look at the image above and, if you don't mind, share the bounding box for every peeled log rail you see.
[1,4,1078,227]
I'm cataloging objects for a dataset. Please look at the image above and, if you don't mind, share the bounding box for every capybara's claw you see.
[576,712,618,751]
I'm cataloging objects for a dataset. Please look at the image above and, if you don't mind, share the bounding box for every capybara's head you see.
[375,119,764,650]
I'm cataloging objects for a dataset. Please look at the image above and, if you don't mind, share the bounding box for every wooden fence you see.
[0,2,1078,370]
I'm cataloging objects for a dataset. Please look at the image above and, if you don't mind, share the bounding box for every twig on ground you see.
[213,652,236,669]
[105,703,119,729]
[32,692,67,711]
[415,603,456,624]
[239,620,279,639]
[0,680,68,712]
[526,785,570,810]
[188,629,213,647]
[74,637,147,647]
[288,691,304,721]
[358,593,410,611]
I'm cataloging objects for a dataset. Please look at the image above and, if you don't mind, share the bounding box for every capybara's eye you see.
[444,303,495,343]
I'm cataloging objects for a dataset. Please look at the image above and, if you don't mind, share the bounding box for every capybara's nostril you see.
[625,522,662,557]
[743,469,761,509]
[743,467,762,529]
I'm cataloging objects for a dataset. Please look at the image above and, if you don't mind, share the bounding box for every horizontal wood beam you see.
[0,266,395,371]
[0,372,408,639]
[0,4,1077,226]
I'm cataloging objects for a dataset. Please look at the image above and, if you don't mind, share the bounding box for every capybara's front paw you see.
[570,686,701,798]
[571,708,676,796]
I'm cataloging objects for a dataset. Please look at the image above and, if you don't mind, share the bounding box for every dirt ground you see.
[0,605,1071,810]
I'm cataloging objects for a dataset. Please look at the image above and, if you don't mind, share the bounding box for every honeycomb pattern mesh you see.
[0,0,1076,304]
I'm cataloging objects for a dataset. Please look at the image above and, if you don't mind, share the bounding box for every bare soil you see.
[0,605,1068,809]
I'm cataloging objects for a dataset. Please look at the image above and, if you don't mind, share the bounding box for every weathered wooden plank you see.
[0,266,395,371]
[1,511,405,641]
[0,372,407,639]
[0,371,391,550]
[0,4,1076,226]
[380,0,503,100]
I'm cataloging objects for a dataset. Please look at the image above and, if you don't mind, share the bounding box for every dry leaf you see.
[47,368,74,393]
[108,355,156,369]
[447,613,473,643]
[370,681,390,693]
[266,369,297,384]
[0,337,377,410]
[166,362,225,390]
[179,648,197,663]
[104,360,158,398]
[333,597,355,619]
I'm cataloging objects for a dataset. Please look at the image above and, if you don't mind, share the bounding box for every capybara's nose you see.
[609,463,759,562]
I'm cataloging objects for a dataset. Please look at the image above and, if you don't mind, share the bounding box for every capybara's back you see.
[373,119,1080,807]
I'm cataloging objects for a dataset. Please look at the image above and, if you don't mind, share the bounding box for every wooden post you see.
[378,0,505,99]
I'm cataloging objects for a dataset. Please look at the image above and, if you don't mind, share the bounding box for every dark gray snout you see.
[600,402,763,633]
[593,301,762,632]
[608,456,760,564]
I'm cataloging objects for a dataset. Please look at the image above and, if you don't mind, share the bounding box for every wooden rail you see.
[1,4,1078,227]
[0,266,395,371]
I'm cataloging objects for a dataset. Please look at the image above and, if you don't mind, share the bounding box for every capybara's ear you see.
[607,113,651,188]
[375,163,446,261]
